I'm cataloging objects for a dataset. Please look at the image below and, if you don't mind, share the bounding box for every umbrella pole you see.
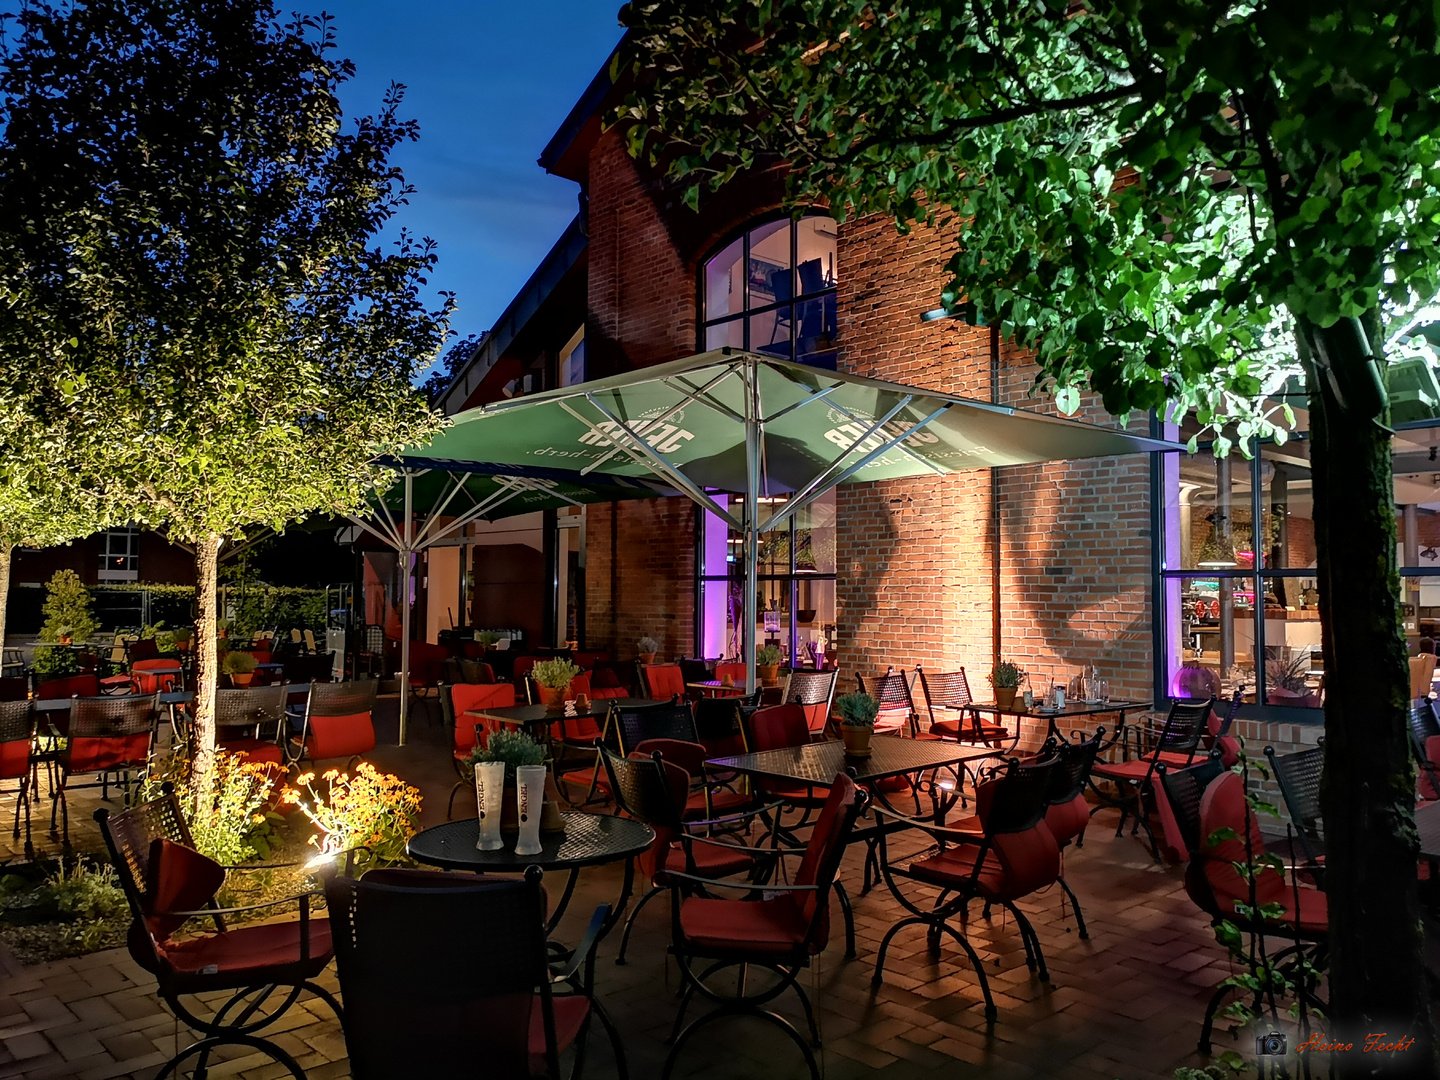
[399,470,414,746]
[744,364,760,695]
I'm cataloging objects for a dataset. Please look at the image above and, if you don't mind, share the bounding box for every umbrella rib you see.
[771,403,953,531]
[820,397,948,477]
[581,367,736,475]
[345,514,402,551]
[764,383,838,423]
[423,479,530,545]
[412,471,473,548]
[371,480,408,549]
[572,396,743,530]
[664,374,746,424]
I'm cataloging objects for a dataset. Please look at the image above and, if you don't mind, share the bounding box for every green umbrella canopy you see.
[402,349,1182,530]
[355,461,673,553]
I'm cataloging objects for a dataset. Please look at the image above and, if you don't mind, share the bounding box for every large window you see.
[701,214,839,369]
[1158,410,1440,710]
[99,527,139,582]
[696,491,837,666]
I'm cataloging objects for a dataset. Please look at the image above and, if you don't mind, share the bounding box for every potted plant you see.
[988,660,1026,712]
[637,636,659,666]
[531,657,580,711]
[172,628,193,653]
[222,649,259,687]
[39,570,98,647]
[216,617,231,640]
[475,629,500,651]
[835,692,879,757]
[469,731,563,832]
[756,644,783,686]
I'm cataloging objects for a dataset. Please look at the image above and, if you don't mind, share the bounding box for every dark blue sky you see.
[330,2,625,351]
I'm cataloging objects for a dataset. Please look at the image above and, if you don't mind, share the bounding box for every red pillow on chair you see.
[144,838,226,940]
[592,667,623,691]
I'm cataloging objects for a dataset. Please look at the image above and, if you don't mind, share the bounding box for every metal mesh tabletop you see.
[966,698,1151,718]
[707,737,995,785]
[407,812,654,872]
[465,698,658,725]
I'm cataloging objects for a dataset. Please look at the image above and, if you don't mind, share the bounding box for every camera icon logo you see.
[1257,1032,1288,1056]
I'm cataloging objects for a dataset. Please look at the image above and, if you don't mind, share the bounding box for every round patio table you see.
[407,812,653,936]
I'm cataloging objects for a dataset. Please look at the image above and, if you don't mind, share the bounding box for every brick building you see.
[434,45,1440,762]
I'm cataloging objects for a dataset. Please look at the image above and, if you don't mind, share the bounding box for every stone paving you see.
[0,699,1294,1079]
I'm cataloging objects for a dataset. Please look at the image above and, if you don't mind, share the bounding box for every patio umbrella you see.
[351,462,673,743]
[402,349,1184,696]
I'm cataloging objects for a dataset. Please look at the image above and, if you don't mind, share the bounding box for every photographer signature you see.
[1294,1033,1416,1054]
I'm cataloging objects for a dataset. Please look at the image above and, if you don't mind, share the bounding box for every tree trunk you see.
[0,545,11,660]
[192,533,222,786]
[1308,319,1436,1072]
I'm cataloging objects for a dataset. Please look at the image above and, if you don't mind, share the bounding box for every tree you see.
[0,0,451,773]
[618,1,1439,1068]
[420,332,486,404]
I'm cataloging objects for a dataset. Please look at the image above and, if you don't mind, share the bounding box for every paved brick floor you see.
[0,701,1286,1079]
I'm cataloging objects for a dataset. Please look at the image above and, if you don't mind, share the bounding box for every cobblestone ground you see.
[0,700,1298,1079]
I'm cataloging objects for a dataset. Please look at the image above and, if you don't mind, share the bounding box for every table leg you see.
[598,854,637,942]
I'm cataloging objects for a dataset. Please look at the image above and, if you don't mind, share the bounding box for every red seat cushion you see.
[1090,758,1154,781]
[644,664,686,700]
[0,739,29,781]
[1156,750,1199,768]
[219,738,283,767]
[306,713,375,760]
[145,839,226,939]
[451,683,517,756]
[757,780,830,805]
[67,733,151,773]
[930,717,1009,740]
[560,767,611,797]
[679,895,810,955]
[528,995,590,1073]
[156,918,334,992]
[684,788,754,819]
[910,826,1060,902]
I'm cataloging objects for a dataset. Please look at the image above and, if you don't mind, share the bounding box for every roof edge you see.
[538,38,624,180]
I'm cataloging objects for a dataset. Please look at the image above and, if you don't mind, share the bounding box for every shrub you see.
[987,660,1026,689]
[39,570,98,644]
[140,751,280,866]
[221,650,259,675]
[756,644,782,667]
[282,764,422,872]
[470,730,546,779]
[31,645,80,677]
[531,657,579,689]
[835,692,879,728]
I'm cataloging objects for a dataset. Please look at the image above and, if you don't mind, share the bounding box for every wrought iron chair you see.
[0,700,35,855]
[662,774,866,1080]
[326,866,626,1080]
[1265,743,1326,876]
[916,664,1015,747]
[856,666,919,735]
[1088,697,1211,859]
[1158,758,1328,1053]
[599,743,774,964]
[440,681,518,818]
[1409,698,1440,800]
[613,700,698,754]
[215,684,289,767]
[1205,686,1244,766]
[288,678,379,767]
[871,755,1063,1020]
[51,694,159,845]
[781,669,838,735]
[95,786,340,1080]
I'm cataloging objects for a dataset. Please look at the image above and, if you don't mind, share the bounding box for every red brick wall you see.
[584,498,695,662]
[834,210,1155,721]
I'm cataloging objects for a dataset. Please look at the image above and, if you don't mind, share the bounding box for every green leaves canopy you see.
[617,1,1440,441]
[0,0,451,543]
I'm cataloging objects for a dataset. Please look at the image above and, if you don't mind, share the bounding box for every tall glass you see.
[514,765,546,856]
[474,762,505,851]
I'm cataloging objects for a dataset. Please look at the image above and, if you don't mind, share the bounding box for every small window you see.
[98,528,139,582]
[701,213,838,369]
[559,326,586,387]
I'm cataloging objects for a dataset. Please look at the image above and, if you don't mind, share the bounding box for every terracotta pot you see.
[757,664,780,686]
[231,672,255,688]
[841,724,873,758]
[639,652,657,666]
[537,684,567,711]
[995,686,1018,712]
[57,635,72,646]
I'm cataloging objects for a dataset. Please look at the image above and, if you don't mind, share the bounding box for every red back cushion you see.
[567,672,593,699]
[592,667,623,691]
[591,686,629,700]
[643,664,686,700]
[1423,735,1440,801]
[714,662,746,685]
[144,838,225,940]
[990,826,1061,899]
[1205,707,1241,767]
[67,733,151,773]
[790,773,858,949]
[0,737,29,781]
[450,683,516,755]
[132,660,182,695]
[1044,792,1090,847]
[306,713,376,760]
[36,673,101,700]
[1199,771,1284,907]
[748,704,809,753]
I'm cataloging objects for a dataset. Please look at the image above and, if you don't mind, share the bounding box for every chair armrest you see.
[869,803,985,843]
[682,834,803,856]
[553,903,611,983]
[160,889,323,919]
[681,798,789,830]
[663,871,819,892]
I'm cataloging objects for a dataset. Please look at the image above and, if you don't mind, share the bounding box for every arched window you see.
[700,213,838,369]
